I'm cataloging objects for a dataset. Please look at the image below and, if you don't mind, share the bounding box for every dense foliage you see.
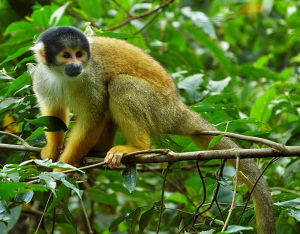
[0,0,300,233]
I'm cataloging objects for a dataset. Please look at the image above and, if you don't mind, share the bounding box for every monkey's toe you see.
[104,151,124,168]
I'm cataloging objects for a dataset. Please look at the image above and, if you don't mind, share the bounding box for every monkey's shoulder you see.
[88,36,175,90]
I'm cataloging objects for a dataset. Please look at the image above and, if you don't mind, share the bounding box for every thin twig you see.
[51,207,56,234]
[238,157,279,223]
[190,160,226,230]
[0,131,30,147]
[143,164,196,206]
[79,191,94,234]
[105,0,175,31]
[111,0,131,17]
[271,187,300,196]
[191,159,207,228]
[212,160,226,222]
[156,163,172,234]
[34,192,53,234]
[221,157,240,232]
[133,11,160,35]
[195,130,286,152]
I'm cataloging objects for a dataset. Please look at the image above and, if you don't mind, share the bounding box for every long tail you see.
[164,99,275,233]
[191,127,276,234]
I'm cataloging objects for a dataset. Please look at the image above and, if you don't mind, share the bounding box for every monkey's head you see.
[31,26,90,77]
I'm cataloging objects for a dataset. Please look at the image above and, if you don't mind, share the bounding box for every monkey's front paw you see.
[41,146,60,161]
[104,148,124,168]
[105,145,141,168]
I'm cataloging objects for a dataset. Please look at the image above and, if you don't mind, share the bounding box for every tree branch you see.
[2,141,300,165]
[0,143,41,152]
[0,131,30,147]
[105,0,175,31]
[195,130,286,151]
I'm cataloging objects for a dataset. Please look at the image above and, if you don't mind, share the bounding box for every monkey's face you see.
[55,46,89,77]
[31,26,91,78]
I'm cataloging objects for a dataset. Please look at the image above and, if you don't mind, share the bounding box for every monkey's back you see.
[89,36,176,91]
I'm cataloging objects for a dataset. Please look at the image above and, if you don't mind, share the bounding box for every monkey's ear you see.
[31,42,47,65]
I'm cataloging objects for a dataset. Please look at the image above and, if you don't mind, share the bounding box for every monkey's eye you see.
[63,52,71,58]
[76,51,82,58]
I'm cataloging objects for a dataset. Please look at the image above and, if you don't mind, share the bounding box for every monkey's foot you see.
[104,145,140,168]
[41,146,60,161]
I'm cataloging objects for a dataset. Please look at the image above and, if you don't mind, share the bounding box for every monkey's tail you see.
[190,129,276,234]
[165,100,275,233]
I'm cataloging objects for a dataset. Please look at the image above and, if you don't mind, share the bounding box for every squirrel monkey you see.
[31,26,274,233]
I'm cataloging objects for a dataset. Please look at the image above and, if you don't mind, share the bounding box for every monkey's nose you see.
[65,63,82,77]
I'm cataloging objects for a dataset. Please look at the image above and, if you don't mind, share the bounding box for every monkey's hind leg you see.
[104,124,150,168]
[91,113,116,154]
[106,76,153,168]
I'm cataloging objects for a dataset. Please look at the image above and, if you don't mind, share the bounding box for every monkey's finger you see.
[104,153,114,164]
[110,154,122,168]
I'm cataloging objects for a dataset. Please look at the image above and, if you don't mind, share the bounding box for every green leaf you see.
[109,213,130,231]
[4,21,33,36]
[49,2,70,26]
[122,163,137,193]
[165,193,188,205]
[0,182,48,201]
[240,64,282,81]
[48,184,70,210]
[77,0,101,19]
[61,202,77,232]
[250,87,276,122]
[127,207,142,231]
[0,202,21,233]
[14,191,34,204]
[170,214,182,228]
[181,7,216,39]
[139,207,154,233]
[39,172,57,191]
[177,74,204,101]
[49,172,81,197]
[225,225,253,233]
[30,159,81,173]
[26,116,68,132]
[25,127,44,141]
[86,188,118,206]
[208,134,224,149]
[207,77,231,92]
[3,72,31,99]
[274,197,300,209]
[186,25,237,76]
[288,209,300,222]
[1,45,31,65]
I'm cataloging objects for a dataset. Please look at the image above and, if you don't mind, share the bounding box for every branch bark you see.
[1,142,300,164]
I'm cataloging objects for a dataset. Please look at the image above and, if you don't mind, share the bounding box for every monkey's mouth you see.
[65,63,82,77]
